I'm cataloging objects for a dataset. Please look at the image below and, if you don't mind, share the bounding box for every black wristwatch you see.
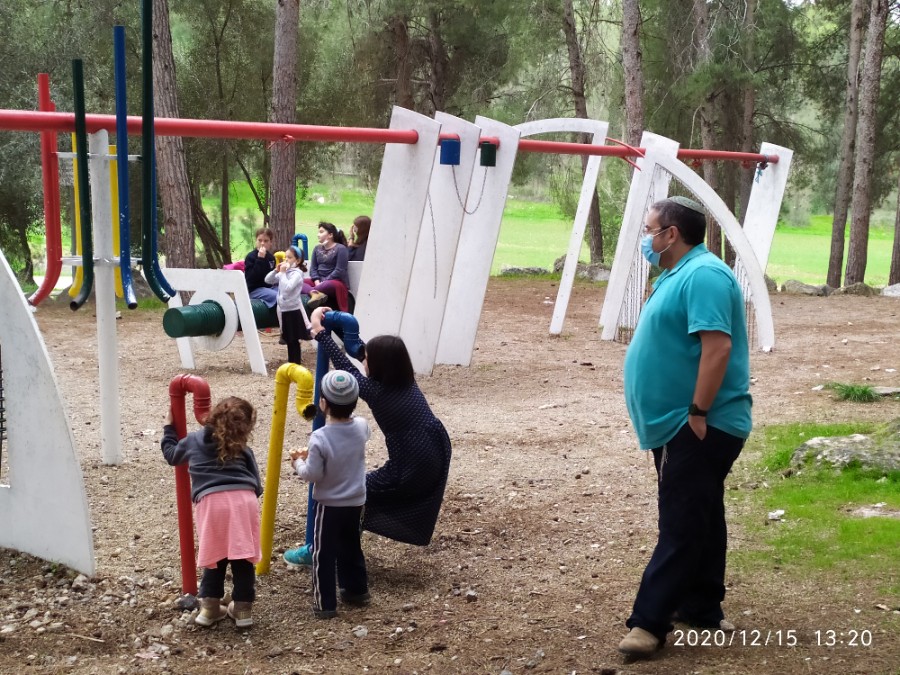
[688,403,708,417]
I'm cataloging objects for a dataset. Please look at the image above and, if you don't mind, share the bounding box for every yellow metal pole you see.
[109,145,124,298]
[257,362,315,574]
[68,134,84,297]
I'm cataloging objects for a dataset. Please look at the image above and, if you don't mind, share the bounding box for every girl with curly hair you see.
[161,397,262,628]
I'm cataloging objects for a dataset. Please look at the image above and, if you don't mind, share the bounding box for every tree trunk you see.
[562,0,602,263]
[237,155,270,222]
[827,0,866,288]
[152,0,195,268]
[214,3,232,263]
[390,15,415,110]
[890,172,900,286]
[844,0,888,286]
[621,0,644,149]
[269,0,300,250]
[192,186,227,269]
[738,0,758,222]
[691,0,721,258]
[13,221,34,284]
[428,10,448,114]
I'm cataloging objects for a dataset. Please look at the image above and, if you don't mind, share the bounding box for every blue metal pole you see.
[305,341,329,547]
[113,26,138,310]
[291,233,309,262]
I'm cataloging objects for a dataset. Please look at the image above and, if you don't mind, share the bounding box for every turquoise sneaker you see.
[284,544,313,568]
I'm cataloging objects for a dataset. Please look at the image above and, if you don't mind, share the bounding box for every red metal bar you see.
[518,138,779,164]
[168,374,212,597]
[0,108,779,164]
[0,109,419,145]
[675,148,775,163]
[28,76,62,306]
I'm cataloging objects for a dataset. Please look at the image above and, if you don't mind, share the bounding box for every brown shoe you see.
[618,627,660,656]
[195,597,227,627]
[227,600,253,628]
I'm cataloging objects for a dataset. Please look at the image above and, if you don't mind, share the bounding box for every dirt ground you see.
[1,278,899,675]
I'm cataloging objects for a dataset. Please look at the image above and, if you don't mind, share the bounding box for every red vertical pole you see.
[167,375,212,597]
[29,74,62,306]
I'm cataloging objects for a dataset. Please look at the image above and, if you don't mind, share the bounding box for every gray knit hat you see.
[320,370,359,406]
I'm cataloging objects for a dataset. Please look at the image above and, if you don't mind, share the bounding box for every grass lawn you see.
[209,182,893,285]
[735,422,900,598]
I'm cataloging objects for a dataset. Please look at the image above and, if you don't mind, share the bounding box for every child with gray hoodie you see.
[287,370,370,618]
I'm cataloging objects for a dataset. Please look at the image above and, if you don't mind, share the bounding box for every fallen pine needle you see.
[67,633,105,643]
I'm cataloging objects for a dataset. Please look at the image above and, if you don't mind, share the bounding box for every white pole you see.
[89,131,123,465]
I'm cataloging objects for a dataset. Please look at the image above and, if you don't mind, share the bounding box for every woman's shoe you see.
[306,291,329,311]
[194,597,227,627]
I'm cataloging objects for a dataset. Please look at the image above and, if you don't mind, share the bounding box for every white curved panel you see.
[354,107,442,340]
[600,133,679,338]
[436,116,521,367]
[742,143,794,270]
[400,112,482,375]
[514,119,609,335]
[0,248,94,574]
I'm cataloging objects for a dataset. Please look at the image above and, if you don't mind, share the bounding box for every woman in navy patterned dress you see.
[310,312,452,546]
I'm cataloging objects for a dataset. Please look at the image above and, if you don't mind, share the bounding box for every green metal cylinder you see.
[163,301,226,338]
[162,299,281,338]
[251,300,280,330]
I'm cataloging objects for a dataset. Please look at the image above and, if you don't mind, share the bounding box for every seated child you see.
[244,227,278,308]
[286,370,370,619]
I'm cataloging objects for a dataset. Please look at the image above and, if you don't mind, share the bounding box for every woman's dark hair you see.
[365,335,414,388]
[351,216,371,247]
[318,221,348,247]
[651,198,706,245]
[204,396,257,463]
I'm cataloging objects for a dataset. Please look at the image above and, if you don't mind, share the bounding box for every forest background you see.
[1,0,899,289]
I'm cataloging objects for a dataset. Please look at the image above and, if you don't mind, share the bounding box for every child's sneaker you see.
[314,607,337,620]
[339,589,371,606]
[194,597,227,627]
[283,544,313,568]
[227,600,253,628]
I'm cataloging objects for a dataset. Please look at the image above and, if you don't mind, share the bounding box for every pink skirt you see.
[195,489,261,568]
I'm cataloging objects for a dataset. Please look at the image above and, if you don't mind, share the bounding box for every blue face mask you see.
[640,227,672,266]
[640,234,661,266]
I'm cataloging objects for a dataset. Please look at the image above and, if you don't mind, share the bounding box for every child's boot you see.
[195,597,227,627]
[227,600,253,628]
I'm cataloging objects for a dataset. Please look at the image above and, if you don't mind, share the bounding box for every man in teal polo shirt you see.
[618,196,752,658]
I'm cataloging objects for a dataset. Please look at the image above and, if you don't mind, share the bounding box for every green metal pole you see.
[70,60,94,311]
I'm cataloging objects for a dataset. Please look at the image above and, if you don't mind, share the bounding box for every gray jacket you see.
[161,425,262,503]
